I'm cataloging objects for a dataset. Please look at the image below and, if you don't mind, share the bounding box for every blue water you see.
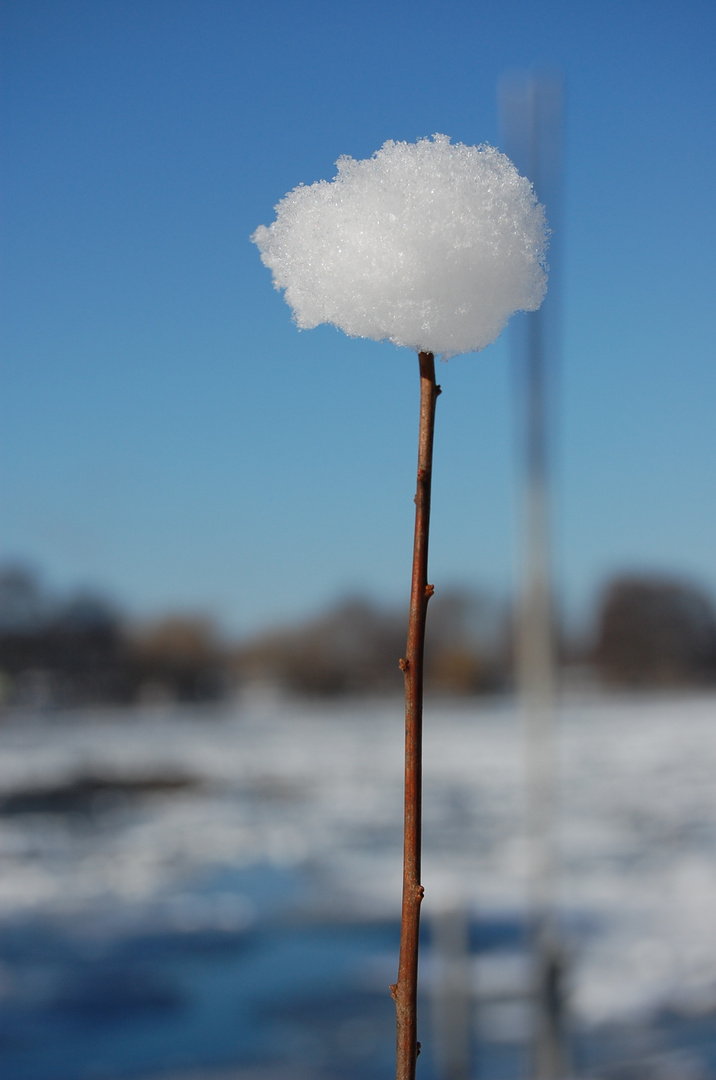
[1,863,535,1080]
[0,865,395,1080]
[3,869,715,1080]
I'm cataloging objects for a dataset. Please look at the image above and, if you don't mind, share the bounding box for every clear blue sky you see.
[2,0,715,637]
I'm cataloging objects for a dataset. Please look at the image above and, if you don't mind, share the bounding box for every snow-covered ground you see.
[1,690,716,1063]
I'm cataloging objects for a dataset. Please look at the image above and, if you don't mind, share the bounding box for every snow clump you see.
[251,134,548,358]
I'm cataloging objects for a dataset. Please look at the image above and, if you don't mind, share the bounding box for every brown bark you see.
[391,350,440,1080]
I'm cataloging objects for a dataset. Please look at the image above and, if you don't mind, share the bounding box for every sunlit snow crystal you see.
[251,134,548,358]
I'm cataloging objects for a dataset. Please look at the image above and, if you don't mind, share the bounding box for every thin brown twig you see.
[391,350,441,1080]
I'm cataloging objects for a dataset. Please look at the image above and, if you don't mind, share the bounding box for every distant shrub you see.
[594,574,716,687]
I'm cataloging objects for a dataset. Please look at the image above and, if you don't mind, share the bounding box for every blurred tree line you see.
[0,567,226,708]
[1,565,716,709]
[236,591,509,697]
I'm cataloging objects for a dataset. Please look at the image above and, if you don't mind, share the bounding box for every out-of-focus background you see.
[3,0,716,639]
[2,2,716,1078]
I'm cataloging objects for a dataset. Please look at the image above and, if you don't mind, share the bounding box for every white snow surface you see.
[251,135,548,357]
[2,691,716,1029]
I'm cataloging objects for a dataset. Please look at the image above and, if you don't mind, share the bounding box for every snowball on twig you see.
[252,134,548,359]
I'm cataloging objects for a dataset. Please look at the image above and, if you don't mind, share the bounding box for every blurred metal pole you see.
[430,905,472,1080]
[499,72,569,1080]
